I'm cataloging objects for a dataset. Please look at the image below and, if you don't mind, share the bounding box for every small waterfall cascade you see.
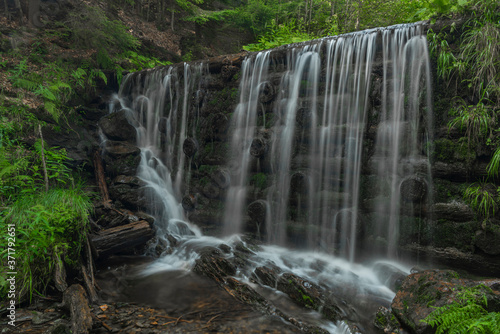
[110,63,208,242]
[223,51,271,235]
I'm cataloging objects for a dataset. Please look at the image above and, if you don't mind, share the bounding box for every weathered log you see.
[93,150,110,208]
[183,137,199,157]
[53,253,68,293]
[211,168,231,189]
[62,284,93,334]
[250,137,268,157]
[81,264,98,303]
[89,220,154,258]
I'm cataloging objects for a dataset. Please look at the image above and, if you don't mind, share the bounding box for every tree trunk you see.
[28,0,40,27]
[38,124,49,192]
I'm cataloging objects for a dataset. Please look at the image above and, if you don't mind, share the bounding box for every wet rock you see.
[99,110,137,143]
[202,182,221,199]
[183,137,199,157]
[475,228,500,255]
[200,113,230,142]
[400,175,427,203]
[250,137,268,157]
[108,175,147,210]
[246,200,268,235]
[211,168,231,189]
[182,194,198,211]
[103,141,141,176]
[296,107,312,128]
[290,171,309,195]
[373,306,402,333]
[372,262,407,291]
[221,65,239,81]
[45,318,71,334]
[391,270,500,334]
[158,116,169,133]
[193,247,237,280]
[258,81,275,103]
[252,264,282,287]
[431,201,474,222]
[276,272,342,322]
[401,244,500,277]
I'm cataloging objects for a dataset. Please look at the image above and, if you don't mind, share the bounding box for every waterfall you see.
[223,51,271,235]
[106,22,433,333]
[111,63,207,243]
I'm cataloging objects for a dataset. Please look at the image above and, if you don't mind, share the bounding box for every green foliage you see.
[118,51,172,71]
[422,285,500,334]
[459,21,500,100]
[0,187,92,301]
[243,20,314,51]
[463,181,498,219]
[67,5,139,54]
[448,95,495,149]
[487,147,500,178]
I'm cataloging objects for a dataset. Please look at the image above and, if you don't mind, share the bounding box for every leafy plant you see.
[448,94,495,150]
[422,285,500,334]
[463,181,498,219]
[243,19,314,51]
[0,187,92,301]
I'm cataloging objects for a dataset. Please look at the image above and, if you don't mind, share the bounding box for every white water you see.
[223,51,271,235]
[107,22,432,334]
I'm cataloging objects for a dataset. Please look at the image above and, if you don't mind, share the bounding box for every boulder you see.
[276,272,343,321]
[108,175,147,210]
[475,227,500,255]
[103,141,141,176]
[98,110,137,143]
[391,270,500,334]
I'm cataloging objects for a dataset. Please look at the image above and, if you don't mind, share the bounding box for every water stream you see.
[108,22,432,333]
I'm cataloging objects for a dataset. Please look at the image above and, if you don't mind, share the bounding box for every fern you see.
[422,285,500,334]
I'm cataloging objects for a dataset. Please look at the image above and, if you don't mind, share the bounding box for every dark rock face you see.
[276,272,343,322]
[98,110,137,143]
[475,228,500,255]
[391,270,500,334]
[102,141,141,176]
[108,175,147,210]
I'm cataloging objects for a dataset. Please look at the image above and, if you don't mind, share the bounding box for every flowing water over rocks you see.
[98,22,436,333]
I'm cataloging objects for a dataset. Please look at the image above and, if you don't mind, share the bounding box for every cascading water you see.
[106,22,433,334]
[223,51,271,236]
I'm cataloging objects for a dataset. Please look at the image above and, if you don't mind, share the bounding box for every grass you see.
[0,187,92,302]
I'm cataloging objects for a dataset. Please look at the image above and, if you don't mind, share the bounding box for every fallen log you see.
[63,284,93,334]
[89,220,154,258]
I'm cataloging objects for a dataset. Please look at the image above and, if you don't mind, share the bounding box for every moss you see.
[433,220,478,252]
[430,138,475,162]
[198,164,218,174]
[250,173,267,189]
